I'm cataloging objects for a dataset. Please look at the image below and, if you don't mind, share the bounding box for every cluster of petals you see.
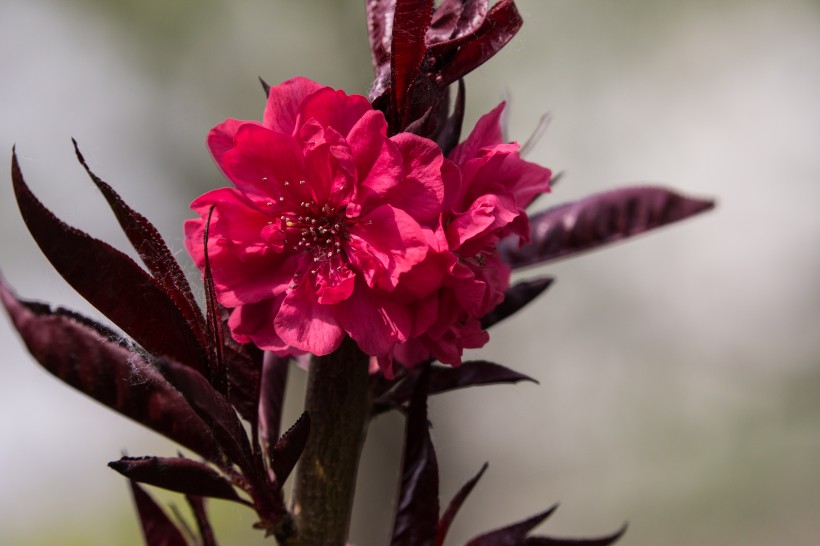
[394,103,552,367]
[185,77,550,368]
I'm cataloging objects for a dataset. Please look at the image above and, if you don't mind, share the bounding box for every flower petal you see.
[274,280,345,355]
[263,77,324,134]
[448,102,505,165]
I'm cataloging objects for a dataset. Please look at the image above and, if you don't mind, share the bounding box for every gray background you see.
[1,1,819,544]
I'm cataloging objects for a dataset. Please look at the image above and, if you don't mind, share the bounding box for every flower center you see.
[279,199,351,275]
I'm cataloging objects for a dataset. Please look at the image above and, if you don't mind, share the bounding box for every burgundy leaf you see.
[270,412,310,485]
[0,279,222,462]
[427,0,465,43]
[435,462,488,546]
[11,149,207,371]
[129,481,189,546]
[391,0,434,129]
[481,277,554,329]
[259,76,271,97]
[203,206,226,393]
[522,524,628,546]
[378,361,537,410]
[366,0,397,70]
[391,364,439,546]
[498,186,715,269]
[450,0,491,40]
[428,0,523,87]
[154,357,253,472]
[222,319,263,430]
[73,140,207,350]
[259,353,291,456]
[186,496,218,546]
[109,456,248,504]
[428,361,538,394]
[436,78,466,156]
[466,506,558,546]
[154,358,286,521]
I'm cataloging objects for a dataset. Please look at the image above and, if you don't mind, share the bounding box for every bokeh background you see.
[2,0,820,544]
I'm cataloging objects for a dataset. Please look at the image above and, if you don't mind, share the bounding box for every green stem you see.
[291,338,371,546]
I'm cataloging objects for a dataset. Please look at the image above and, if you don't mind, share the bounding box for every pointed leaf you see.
[391,0,434,129]
[11,149,207,370]
[0,279,222,462]
[259,352,290,455]
[154,357,254,471]
[222,318,263,429]
[110,456,248,504]
[378,361,537,410]
[466,506,558,546]
[129,481,189,546]
[73,140,207,348]
[481,277,554,329]
[203,206,226,392]
[428,361,538,394]
[498,186,715,269]
[154,358,286,522]
[522,524,628,546]
[435,462,488,546]
[186,496,218,546]
[259,76,271,97]
[391,364,439,546]
[270,412,310,485]
[428,0,522,87]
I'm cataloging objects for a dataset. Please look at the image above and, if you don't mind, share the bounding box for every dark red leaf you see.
[259,353,291,456]
[428,0,523,87]
[436,78,466,156]
[270,412,310,485]
[466,506,558,546]
[203,206,226,392]
[73,140,207,350]
[427,0,465,43]
[481,277,554,329]
[366,0,397,71]
[435,462,488,546]
[391,0,434,129]
[0,279,222,462]
[378,361,537,410]
[450,0,490,40]
[186,496,218,546]
[391,364,439,546]
[498,186,716,269]
[222,320,263,430]
[154,357,253,472]
[154,359,286,521]
[522,524,628,546]
[129,481,189,546]
[259,76,271,97]
[11,148,207,371]
[109,456,248,504]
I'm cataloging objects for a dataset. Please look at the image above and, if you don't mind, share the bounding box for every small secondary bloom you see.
[394,102,552,366]
[185,77,452,357]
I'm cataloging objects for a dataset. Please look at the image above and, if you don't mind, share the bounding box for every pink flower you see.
[185,77,452,357]
[395,103,552,366]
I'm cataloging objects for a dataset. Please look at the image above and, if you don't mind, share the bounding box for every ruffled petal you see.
[297,87,373,139]
[448,101,505,165]
[346,205,428,291]
[336,280,414,356]
[274,280,345,355]
[263,77,324,135]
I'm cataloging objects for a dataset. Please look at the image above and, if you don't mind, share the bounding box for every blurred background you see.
[2,0,819,544]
